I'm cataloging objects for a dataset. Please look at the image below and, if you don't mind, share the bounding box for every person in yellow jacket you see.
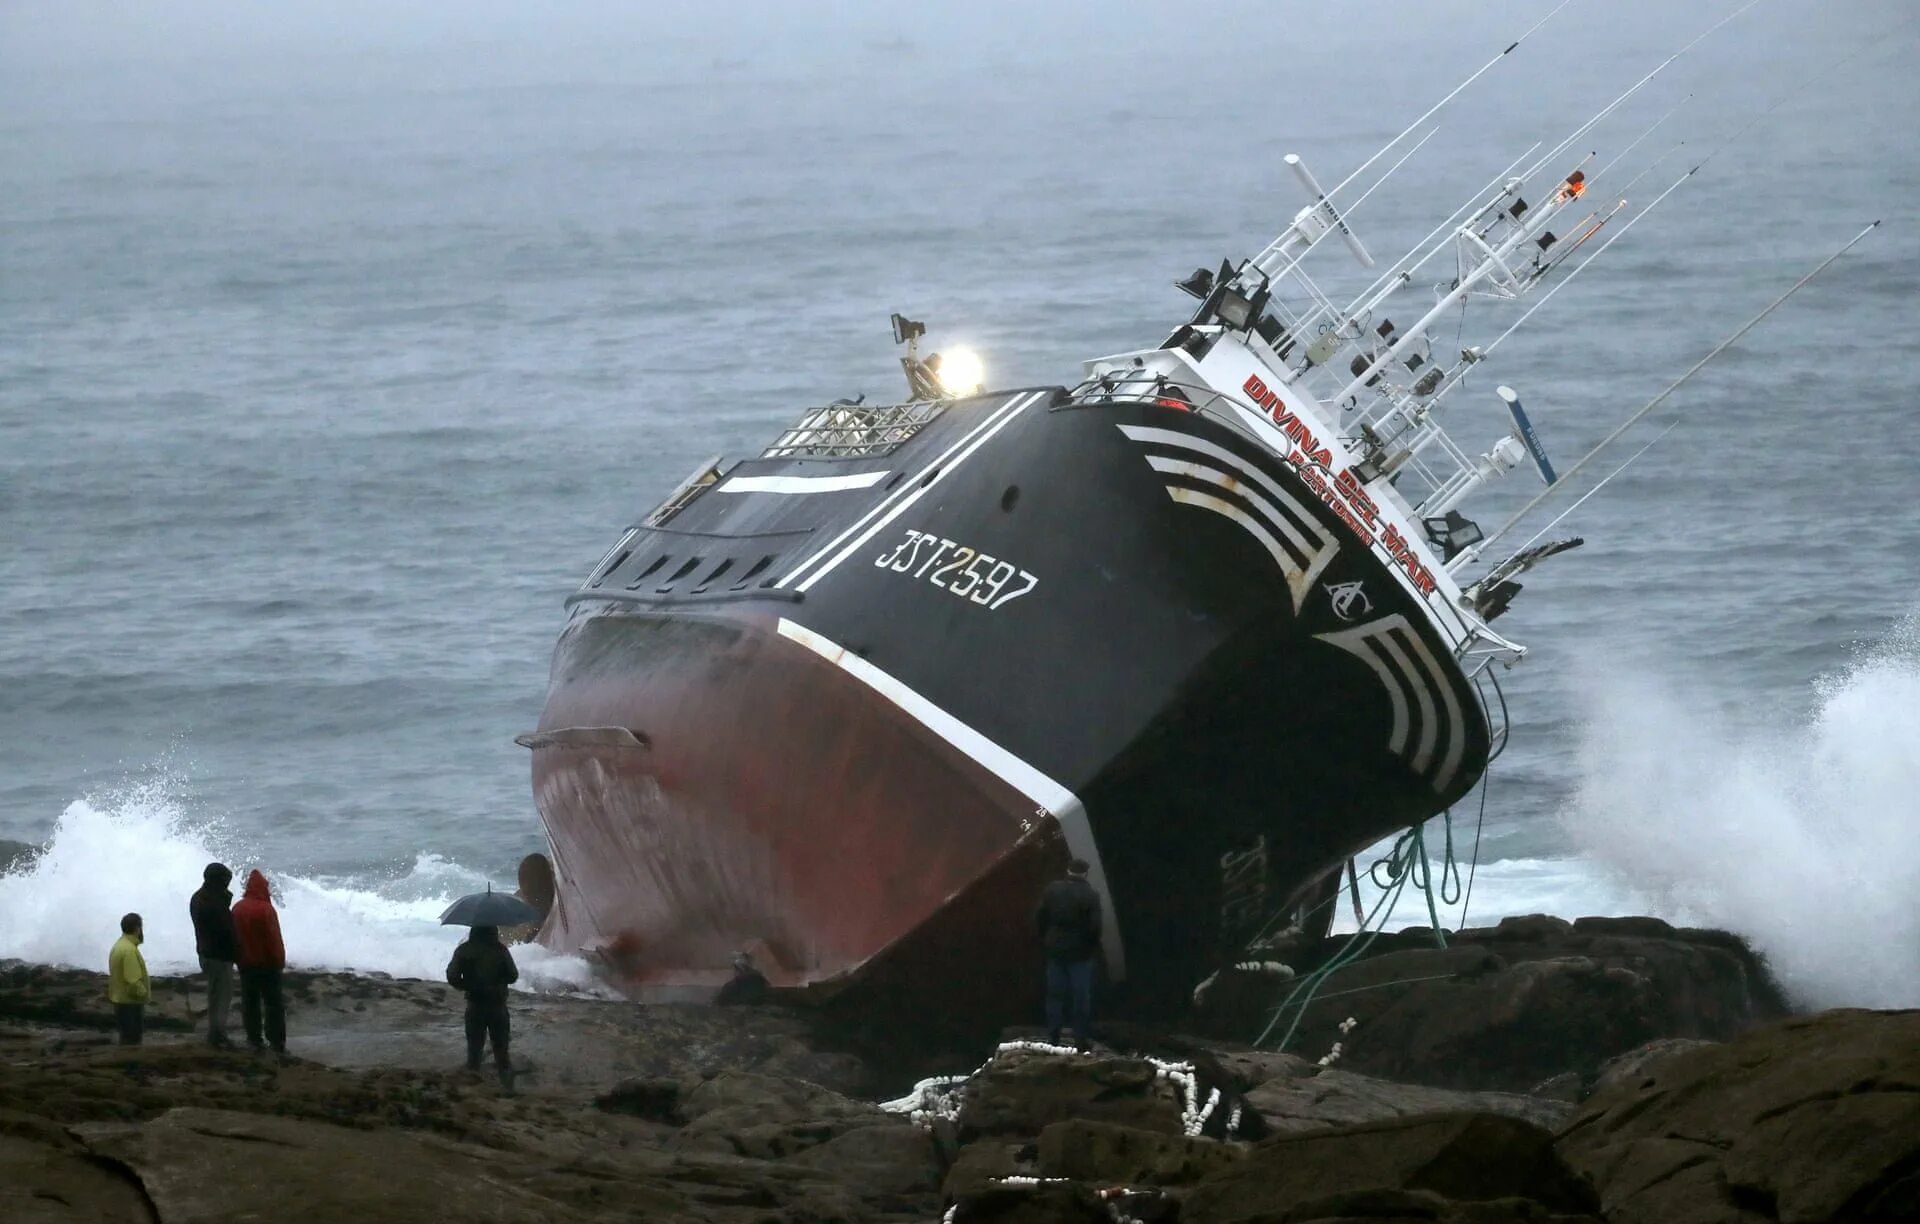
[108,912,151,1045]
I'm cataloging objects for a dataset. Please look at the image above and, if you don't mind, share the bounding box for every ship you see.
[516,40,1874,1014]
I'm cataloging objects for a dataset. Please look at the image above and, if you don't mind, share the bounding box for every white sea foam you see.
[1331,616,1920,1010]
[1564,614,1920,1009]
[0,778,598,993]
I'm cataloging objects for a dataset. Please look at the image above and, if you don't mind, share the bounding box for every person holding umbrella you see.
[441,885,537,1090]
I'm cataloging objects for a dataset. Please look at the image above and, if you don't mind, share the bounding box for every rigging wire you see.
[1477,219,1881,554]
[1320,0,1577,206]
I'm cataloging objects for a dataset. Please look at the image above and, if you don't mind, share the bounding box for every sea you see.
[3,1,1916,1008]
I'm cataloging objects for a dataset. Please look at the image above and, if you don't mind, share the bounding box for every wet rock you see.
[671,1069,895,1159]
[1193,919,1788,1093]
[1247,1064,1572,1133]
[1226,1187,1601,1222]
[957,1049,1188,1139]
[80,1106,566,1223]
[1182,1112,1597,1224]
[785,1120,943,1205]
[0,1109,152,1223]
[1557,1008,1920,1223]
[593,1074,690,1123]
[947,1179,1111,1223]
[1036,1118,1245,1184]
[1586,1036,1716,1098]
[944,1140,1034,1198]
[1210,1048,1319,1090]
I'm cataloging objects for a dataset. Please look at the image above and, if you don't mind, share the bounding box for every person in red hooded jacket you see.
[231,870,288,1055]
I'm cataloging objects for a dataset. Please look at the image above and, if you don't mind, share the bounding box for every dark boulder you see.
[1246,1063,1571,1133]
[1194,918,1787,1093]
[670,1069,896,1159]
[946,1179,1119,1223]
[593,1074,691,1123]
[1183,1111,1597,1224]
[956,1049,1189,1139]
[1557,1008,1920,1223]
[1036,1118,1245,1185]
[1585,1036,1716,1099]
[785,1120,944,1205]
[944,1139,1034,1198]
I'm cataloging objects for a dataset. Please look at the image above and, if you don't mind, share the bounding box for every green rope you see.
[1254,808,1465,1052]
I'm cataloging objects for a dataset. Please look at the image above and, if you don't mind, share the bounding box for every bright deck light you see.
[936,347,984,397]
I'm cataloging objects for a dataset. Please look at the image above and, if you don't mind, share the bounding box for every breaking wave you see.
[0,775,598,993]
[1566,613,1920,1008]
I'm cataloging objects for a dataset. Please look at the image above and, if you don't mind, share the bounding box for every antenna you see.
[1473,221,1882,557]
[1511,0,1761,190]
[1246,1,1574,284]
[1317,0,1576,208]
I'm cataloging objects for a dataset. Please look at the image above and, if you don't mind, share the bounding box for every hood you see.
[469,925,499,944]
[243,870,272,902]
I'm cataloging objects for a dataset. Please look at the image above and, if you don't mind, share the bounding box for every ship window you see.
[692,558,734,593]
[658,557,702,591]
[732,555,776,590]
[590,550,631,588]
[626,555,670,589]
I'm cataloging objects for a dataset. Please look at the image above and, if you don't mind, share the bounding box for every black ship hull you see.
[530,387,1490,1008]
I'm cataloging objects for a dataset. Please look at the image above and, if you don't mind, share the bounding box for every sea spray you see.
[1568,613,1920,1008]
[0,777,599,993]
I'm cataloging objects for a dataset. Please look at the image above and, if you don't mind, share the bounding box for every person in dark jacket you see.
[1035,858,1103,1047]
[189,862,239,1048]
[231,869,288,1055]
[446,925,518,1088]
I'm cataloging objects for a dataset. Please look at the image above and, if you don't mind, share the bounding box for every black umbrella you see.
[439,884,541,928]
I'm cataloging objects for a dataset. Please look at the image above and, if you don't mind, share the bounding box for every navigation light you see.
[936,347,985,396]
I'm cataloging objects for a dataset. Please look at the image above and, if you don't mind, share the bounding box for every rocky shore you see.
[3,916,1914,1223]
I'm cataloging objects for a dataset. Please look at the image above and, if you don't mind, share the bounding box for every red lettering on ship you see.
[1242,373,1437,597]
[1382,523,1439,596]
[1240,374,1333,469]
[1333,468,1381,528]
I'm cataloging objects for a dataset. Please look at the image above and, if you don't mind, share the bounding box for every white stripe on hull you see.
[776,616,1127,980]
[719,471,891,494]
[792,392,1042,594]
[778,392,1038,590]
[1315,614,1470,794]
[1120,424,1338,612]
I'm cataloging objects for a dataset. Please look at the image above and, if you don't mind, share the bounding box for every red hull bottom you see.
[531,612,1071,1014]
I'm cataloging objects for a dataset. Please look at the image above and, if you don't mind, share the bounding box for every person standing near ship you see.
[107,912,150,1045]
[189,862,239,1048]
[1035,858,1102,1048]
[231,869,288,1055]
[446,924,518,1089]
